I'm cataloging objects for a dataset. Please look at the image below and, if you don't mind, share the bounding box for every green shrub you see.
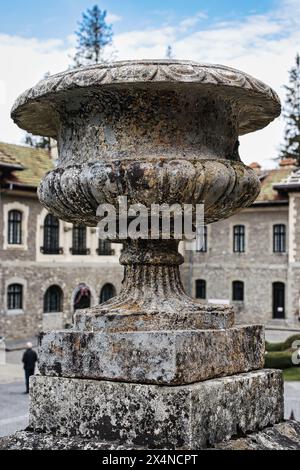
[283,367,300,381]
[266,334,300,352]
[264,350,294,369]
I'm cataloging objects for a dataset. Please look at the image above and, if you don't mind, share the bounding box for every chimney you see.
[279,158,297,169]
[249,162,262,174]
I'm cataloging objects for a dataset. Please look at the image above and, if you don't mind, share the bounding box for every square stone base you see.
[29,370,283,449]
[38,324,264,384]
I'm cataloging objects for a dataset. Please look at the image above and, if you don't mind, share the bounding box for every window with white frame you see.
[3,202,29,250]
[8,210,22,245]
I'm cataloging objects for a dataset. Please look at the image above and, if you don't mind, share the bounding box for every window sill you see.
[40,247,64,255]
[43,311,63,315]
[6,309,24,315]
[4,245,27,250]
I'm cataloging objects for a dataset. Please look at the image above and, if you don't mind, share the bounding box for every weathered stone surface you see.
[29,370,284,449]
[2,421,300,450]
[75,306,234,332]
[73,241,236,329]
[12,61,281,138]
[214,421,300,450]
[37,158,261,226]
[0,431,141,450]
[39,325,264,384]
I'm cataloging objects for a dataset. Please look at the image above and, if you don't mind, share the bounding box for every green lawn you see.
[283,367,300,381]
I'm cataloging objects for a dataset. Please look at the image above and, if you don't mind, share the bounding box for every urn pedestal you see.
[1,61,299,450]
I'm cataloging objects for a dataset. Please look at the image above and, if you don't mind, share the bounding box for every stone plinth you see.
[28,370,283,450]
[39,325,264,385]
[74,302,235,332]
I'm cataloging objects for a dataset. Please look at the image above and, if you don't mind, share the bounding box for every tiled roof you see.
[0,146,23,169]
[257,168,291,202]
[0,142,53,188]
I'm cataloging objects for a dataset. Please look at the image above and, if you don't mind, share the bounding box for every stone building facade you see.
[0,143,123,340]
[1,142,300,340]
[185,160,300,328]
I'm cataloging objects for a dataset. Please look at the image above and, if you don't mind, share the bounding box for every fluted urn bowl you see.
[11,61,281,329]
[12,60,280,226]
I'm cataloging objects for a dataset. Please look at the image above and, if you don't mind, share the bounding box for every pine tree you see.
[280,54,300,166]
[73,5,113,67]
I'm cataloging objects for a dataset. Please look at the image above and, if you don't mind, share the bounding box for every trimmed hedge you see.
[265,334,300,352]
[264,350,294,369]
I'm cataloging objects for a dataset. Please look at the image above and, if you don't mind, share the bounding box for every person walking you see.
[22,342,38,394]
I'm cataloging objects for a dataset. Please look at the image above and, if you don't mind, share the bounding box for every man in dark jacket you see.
[22,342,38,394]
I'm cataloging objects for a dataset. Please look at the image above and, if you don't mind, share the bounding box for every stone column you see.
[1,61,290,449]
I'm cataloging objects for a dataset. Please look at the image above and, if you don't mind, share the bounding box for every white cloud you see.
[179,12,208,32]
[1,0,300,168]
[106,13,122,24]
[0,34,72,143]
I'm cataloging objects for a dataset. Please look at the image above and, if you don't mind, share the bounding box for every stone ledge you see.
[2,421,299,450]
[0,431,140,450]
[74,304,235,332]
[29,370,283,449]
[214,421,300,450]
[39,325,264,385]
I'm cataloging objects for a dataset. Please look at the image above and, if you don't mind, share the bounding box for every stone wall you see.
[0,262,124,340]
[0,192,124,340]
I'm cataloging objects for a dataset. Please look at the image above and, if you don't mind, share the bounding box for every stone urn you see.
[12,61,279,330]
[7,61,288,450]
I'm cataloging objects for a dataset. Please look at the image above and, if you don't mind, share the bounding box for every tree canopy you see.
[73,5,113,67]
[280,54,300,166]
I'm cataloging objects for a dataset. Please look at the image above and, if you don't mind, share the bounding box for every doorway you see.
[272,282,285,319]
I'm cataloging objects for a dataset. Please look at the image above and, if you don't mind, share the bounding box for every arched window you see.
[44,285,63,313]
[195,279,206,299]
[273,282,285,319]
[232,281,244,301]
[273,225,286,253]
[8,210,22,245]
[7,284,23,310]
[97,240,114,256]
[43,214,60,254]
[100,283,116,304]
[233,225,245,253]
[74,284,91,310]
[72,225,88,255]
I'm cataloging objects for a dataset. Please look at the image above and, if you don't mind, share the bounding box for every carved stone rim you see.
[11,60,281,138]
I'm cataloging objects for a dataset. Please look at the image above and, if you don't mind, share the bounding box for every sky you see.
[0,0,300,168]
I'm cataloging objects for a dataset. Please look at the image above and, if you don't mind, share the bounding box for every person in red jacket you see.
[22,342,38,394]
